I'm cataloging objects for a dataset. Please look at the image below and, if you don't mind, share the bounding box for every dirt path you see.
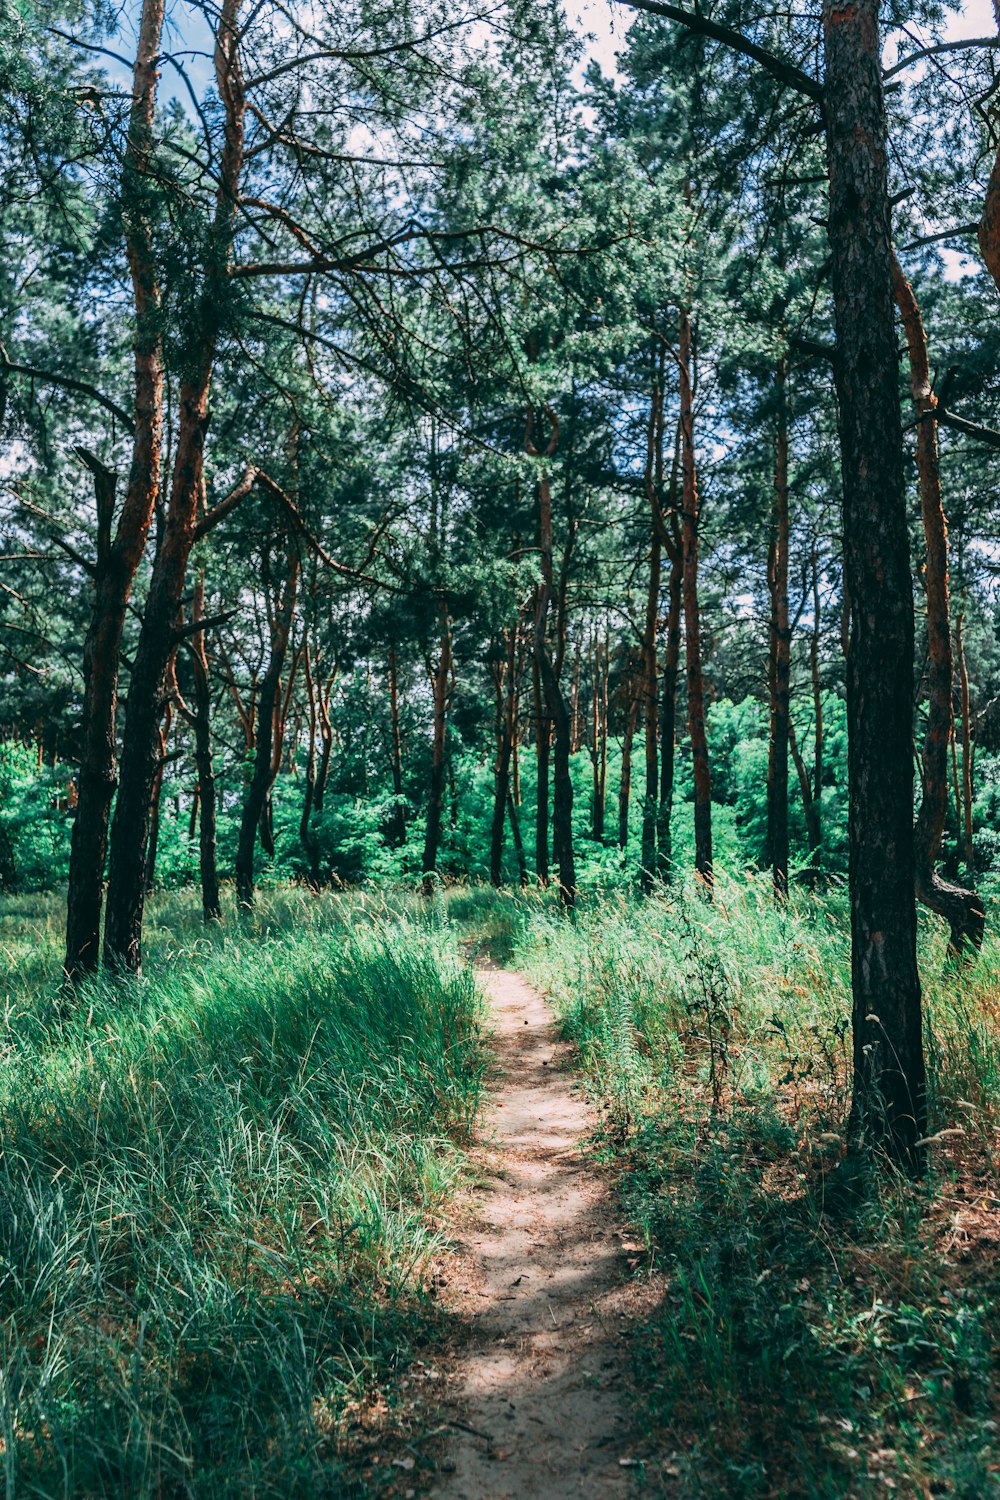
[431,965,638,1499]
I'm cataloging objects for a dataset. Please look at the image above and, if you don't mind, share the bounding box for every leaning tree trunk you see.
[892,252,984,957]
[421,606,452,897]
[823,0,925,1167]
[63,0,165,981]
[104,0,247,972]
[236,534,301,909]
[144,699,173,893]
[765,358,791,895]
[678,305,713,889]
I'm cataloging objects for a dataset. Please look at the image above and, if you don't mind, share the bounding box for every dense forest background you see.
[3,0,1000,918]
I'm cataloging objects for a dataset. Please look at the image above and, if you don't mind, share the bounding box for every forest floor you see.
[426,964,650,1498]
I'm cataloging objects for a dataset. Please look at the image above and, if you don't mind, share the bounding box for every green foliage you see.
[0,889,484,1497]
[0,741,71,891]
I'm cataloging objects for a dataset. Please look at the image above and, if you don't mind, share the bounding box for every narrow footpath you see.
[431,965,639,1499]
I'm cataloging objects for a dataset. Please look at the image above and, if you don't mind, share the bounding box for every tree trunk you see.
[766,358,791,895]
[490,630,517,885]
[657,546,682,880]
[641,534,661,889]
[143,699,173,893]
[618,667,637,855]
[532,645,550,882]
[508,791,528,885]
[956,613,975,872]
[188,574,221,920]
[421,607,451,896]
[533,469,575,904]
[823,0,925,1167]
[892,252,984,956]
[63,0,165,981]
[104,0,247,972]
[387,642,406,846]
[809,542,824,848]
[591,636,608,843]
[236,534,300,909]
[299,642,321,889]
[678,305,713,888]
[789,719,822,854]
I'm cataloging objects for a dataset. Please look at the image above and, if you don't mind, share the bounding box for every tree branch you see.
[617,0,822,101]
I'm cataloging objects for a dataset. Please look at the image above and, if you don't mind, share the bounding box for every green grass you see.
[0,887,484,1498]
[449,875,1000,1499]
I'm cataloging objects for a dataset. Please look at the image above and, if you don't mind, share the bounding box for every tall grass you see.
[0,891,483,1498]
[450,875,1000,1499]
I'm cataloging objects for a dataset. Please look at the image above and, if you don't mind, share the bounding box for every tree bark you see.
[490,629,518,885]
[299,641,321,889]
[104,0,247,971]
[678,305,713,888]
[641,535,661,889]
[657,546,682,879]
[235,533,301,909]
[532,645,550,882]
[823,0,925,1167]
[421,606,452,896]
[809,543,824,852]
[765,358,791,895]
[892,252,984,956]
[618,663,637,854]
[188,571,221,919]
[144,700,172,893]
[956,612,975,872]
[387,642,406,846]
[63,0,165,981]
[591,635,608,843]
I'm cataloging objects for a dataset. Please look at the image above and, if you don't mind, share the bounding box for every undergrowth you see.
[450,875,1000,1499]
[0,888,483,1498]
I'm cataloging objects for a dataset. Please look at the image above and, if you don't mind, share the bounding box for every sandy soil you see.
[430,965,640,1500]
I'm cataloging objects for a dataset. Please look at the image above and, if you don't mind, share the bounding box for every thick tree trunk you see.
[508,791,528,885]
[421,608,452,896]
[892,252,984,956]
[766,358,791,895]
[823,0,925,1166]
[104,0,246,972]
[63,0,165,981]
[678,305,713,888]
[236,535,300,909]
